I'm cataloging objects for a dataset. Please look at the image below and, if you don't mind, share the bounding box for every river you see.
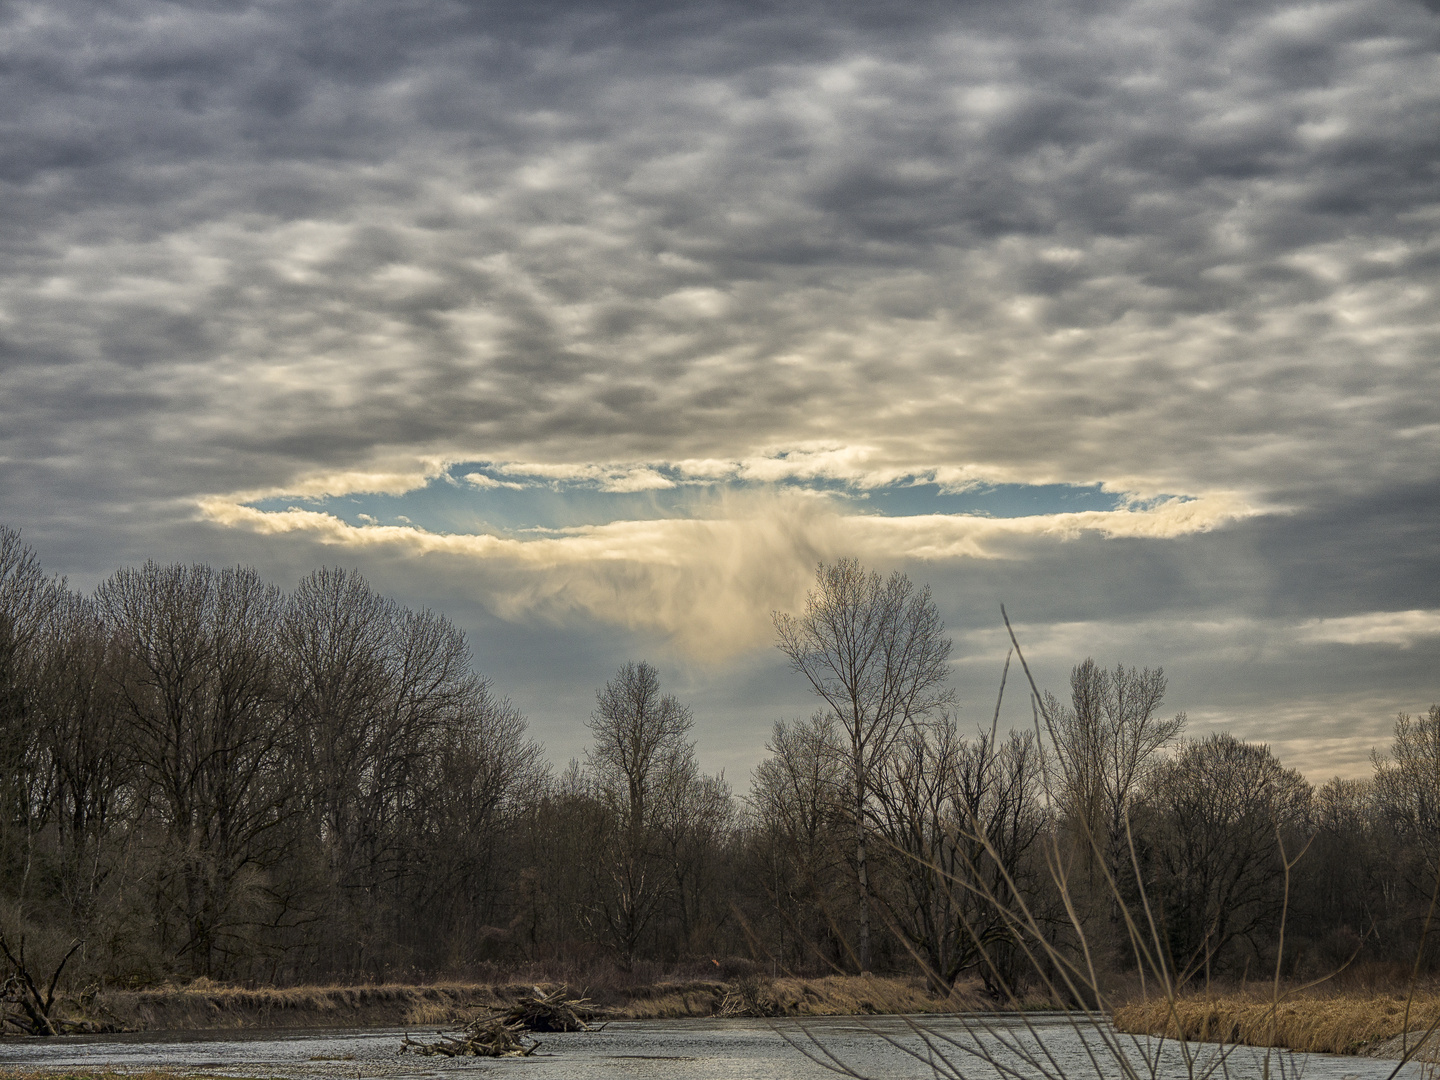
[0,1015,1419,1079]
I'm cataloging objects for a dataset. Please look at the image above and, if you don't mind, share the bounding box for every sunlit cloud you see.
[199,476,1259,655]
[1298,609,1440,648]
[461,473,528,491]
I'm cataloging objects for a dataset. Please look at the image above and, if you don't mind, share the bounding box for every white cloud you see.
[462,472,528,491]
[596,469,676,493]
[485,462,675,492]
[198,486,1259,655]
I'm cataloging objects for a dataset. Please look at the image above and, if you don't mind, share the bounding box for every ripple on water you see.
[0,1016,1422,1080]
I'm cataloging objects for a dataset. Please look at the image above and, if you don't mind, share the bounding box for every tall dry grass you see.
[1113,990,1440,1055]
[39,970,995,1032]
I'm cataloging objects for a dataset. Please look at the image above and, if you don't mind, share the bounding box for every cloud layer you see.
[2,0,1437,780]
[4,0,1438,513]
[200,482,1253,654]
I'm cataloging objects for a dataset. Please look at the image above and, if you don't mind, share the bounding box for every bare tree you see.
[1300,776,1379,968]
[653,767,735,954]
[1044,660,1184,887]
[872,717,1043,996]
[1373,706,1440,891]
[1138,733,1312,984]
[774,558,953,971]
[95,562,292,977]
[29,592,129,936]
[585,661,695,966]
[406,689,549,969]
[280,568,484,974]
[750,713,850,972]
[0,528,68,907]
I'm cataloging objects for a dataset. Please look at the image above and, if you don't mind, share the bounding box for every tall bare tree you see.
[95,562,291,977]
[872,717,1043,996]
[0,528,68,906]
[585,661,696,966]
[774,559,953,971]
[750,713,849,972]
[280,567,490,974]
[29,592,128,936]
[1372,706,1440,891]
[1044,660,1185,884]
[1138,733,1312,984]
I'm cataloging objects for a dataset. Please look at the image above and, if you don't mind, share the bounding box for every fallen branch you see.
[0,933,81,1037]
[398,986,601,1058]
[497,985,601,1032]
[402,1017,538,1057]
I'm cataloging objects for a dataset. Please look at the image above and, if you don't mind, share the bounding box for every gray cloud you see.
[2,0,1437,779]
[5,0,1438,497]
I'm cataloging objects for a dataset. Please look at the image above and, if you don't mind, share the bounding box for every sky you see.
[2,0,1438,786]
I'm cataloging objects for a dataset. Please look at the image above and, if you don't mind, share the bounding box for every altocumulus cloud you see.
[1,0,1438,776]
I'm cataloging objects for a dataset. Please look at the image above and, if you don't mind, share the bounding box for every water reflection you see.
[0,1016,1417,1080]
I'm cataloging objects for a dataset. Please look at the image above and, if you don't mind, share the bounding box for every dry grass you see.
[399,1000,470,1027]
[1112,989,1440,1055]
[31,972,995,1032]
[568,974,982,1019]
[68,980,512,1032]
[760,975,982,1017]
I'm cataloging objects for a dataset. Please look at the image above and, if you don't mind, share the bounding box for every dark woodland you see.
[0,526,1433,991]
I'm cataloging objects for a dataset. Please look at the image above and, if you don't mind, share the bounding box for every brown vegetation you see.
[607,974,1005,1019]
[1112,987,1440,1056]
[20,972,1011,1033]
[57,980,510,1032]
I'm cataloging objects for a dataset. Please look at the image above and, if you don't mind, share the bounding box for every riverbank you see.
[1111,990,1440,1060]
[28,974,999,1034]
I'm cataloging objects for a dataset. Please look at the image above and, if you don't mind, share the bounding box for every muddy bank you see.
[34,975,990,1033]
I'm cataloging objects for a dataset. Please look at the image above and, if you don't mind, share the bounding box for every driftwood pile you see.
[501,985,599,1032]
[400,986,600,1058]
[402,1017,538,1058]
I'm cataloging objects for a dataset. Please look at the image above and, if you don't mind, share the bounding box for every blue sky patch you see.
[248,463,1137,535]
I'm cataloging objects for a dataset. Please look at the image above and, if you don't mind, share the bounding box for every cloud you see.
[462,472,528,491]
[199,484,1257,654]
[2,0,1438,781]
[2,0,1438,522]
[486,463,677,493]
[1298,609,1440,647]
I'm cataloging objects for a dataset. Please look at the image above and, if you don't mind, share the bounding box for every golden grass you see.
[65,981,512,1033]
[606,974,1002,1019]
[1112,991,1440,1055]
[399,1001,471,1027]
[34,973,987,1032]
[763,975,978,1017]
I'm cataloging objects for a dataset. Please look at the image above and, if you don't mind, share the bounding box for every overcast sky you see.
[3,0,1438,784]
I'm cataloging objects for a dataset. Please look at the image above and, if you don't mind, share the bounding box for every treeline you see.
[0,528,1434,991]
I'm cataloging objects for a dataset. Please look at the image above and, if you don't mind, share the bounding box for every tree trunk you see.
[855,771,871,972]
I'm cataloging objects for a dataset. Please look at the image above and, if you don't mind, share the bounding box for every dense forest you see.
[0,525,1435,992]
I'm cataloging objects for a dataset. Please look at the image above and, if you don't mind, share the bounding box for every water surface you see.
[0,1016,1417,1080]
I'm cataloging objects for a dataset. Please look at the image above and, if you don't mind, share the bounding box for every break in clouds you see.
[1,0,1438,777]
